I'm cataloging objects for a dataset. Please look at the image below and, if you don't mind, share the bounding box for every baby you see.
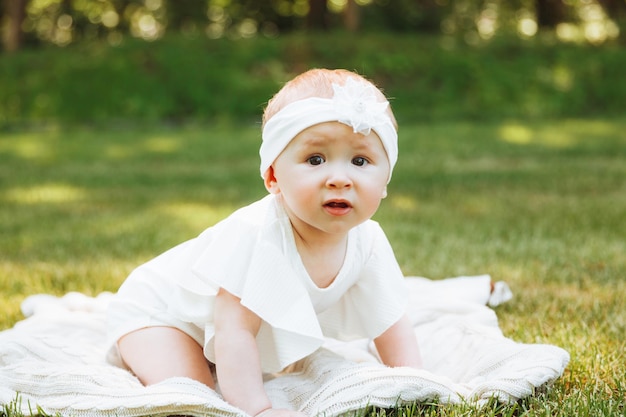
[107,68,422,417]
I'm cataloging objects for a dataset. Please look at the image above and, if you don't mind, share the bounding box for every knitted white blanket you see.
[0,276,569,417]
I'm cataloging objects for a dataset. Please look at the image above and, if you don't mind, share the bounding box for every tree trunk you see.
[307,0,328,30]
[535,0,566,28]
[597,0,626,21]
[3,0,27,52]
[344,0,360,32]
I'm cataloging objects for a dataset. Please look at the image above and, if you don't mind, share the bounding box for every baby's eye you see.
[352,157,368,167]
[307,155,325,166]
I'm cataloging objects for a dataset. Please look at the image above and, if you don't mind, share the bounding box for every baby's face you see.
[266,121,390,239]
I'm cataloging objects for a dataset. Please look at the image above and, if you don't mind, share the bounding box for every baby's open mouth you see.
[324,201,350,208]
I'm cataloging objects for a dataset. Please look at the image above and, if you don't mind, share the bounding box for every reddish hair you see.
[262,68,397,129]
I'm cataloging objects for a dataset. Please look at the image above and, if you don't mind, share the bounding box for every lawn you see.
[1,118,624,416]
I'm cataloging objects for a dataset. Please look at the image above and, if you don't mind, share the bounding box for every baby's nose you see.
[325,165,353,188]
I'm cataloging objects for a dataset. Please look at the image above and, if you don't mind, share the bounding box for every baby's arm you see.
[373,314,422,368]
[214,289,307,417]
[214,288,271,415]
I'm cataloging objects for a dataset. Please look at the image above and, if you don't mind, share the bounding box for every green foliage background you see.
[2,33,625,126]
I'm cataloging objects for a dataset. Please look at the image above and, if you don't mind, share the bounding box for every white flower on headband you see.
[331,77,390,135]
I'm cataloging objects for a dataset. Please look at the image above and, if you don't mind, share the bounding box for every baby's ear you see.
[381,186,388,199]
[264,166,280,194]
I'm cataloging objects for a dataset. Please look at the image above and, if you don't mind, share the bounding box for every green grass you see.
[1,118,625,416]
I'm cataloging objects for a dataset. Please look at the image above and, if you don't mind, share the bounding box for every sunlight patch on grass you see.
[157,202,235,231]
[104,143,136,159]
[388,194,419,212]
[0,133,55,160]
[498,118,625,148]
[499,122,533,145]
[142,136,182,154]
[3,183,87,204]
[0,258,139,330]
[100,134,184,160]
[0,258,137,294]
[499,121,575,148]
[458,195,493,217]
[536,127,578,148]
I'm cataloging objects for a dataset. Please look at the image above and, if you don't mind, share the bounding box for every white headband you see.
[260,77,398,182]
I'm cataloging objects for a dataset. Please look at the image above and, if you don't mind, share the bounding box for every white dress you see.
[107,194,408,373]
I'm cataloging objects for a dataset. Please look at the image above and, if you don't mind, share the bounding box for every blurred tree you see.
[2,0,27,52]
[364,0,448,33]
[536,0,567,28]
[163,0,206,34]
[110,0,133,35]
[307,0,328,30]
[1,0,621,51]
[343,0,359,32]
[598,0,626,22]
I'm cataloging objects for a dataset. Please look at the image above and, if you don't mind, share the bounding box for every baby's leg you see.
[118,326,215,389]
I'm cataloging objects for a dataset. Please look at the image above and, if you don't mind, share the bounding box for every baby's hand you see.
[255,408,308,417]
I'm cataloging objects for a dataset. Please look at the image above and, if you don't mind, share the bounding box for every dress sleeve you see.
[316,222,409,341]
